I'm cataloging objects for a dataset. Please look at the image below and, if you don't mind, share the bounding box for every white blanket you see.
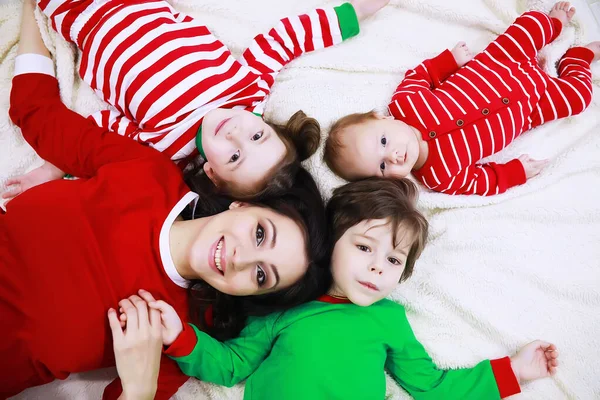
[2,0,600,399]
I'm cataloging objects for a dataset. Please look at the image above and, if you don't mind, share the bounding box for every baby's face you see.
[338,116,420,180]
[329,219,413,306]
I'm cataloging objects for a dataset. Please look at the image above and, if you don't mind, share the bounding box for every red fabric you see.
[164,324,199,358]
[0,73,192,399]
[317,294,352,304]
[490,357,521,398]
[389,11,593,196]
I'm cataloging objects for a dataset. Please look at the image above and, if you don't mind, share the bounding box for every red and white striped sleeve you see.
[240,2,359,104]
[388,50,459,119]
[431,159,526,196]
[88,108,138,138]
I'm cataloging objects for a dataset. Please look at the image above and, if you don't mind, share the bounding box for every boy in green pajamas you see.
[137,178,559,400]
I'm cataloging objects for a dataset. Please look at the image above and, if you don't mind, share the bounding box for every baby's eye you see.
[380,162,386,171]
[356,245,371,252]
[251,131,263,141]
[229,150,240,163]
[388,257,402,265]
[381,136,387,146]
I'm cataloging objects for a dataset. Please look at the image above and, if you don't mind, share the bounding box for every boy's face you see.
[330,219,413,306]
[337,115,420,180]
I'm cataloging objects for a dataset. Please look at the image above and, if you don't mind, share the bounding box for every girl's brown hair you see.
[326,177,429,282]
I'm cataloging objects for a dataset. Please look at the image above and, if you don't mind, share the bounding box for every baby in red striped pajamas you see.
[3,0,389,202]
[324,2,600,196]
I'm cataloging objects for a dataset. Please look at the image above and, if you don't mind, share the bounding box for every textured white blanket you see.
[2,0,600,399]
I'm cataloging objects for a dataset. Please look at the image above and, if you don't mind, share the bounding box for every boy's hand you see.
[518,154,549,179]
[109,295,162,400]
[2,161,64,202]
[137,289,184,346]
[451,42,473,68]
[351,0,390,21]
[510,341,559,383]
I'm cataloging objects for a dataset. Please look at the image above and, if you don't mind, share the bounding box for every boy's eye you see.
[256,224,265,246]
[256,266,266,286]
[381,136,387,146]
[388,257,402,266]
[356,245,371,252]
[229,150,240,163]
[251,131,264,141]
[380,162,386,171]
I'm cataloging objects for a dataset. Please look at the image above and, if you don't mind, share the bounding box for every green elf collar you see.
[195,112,263,160]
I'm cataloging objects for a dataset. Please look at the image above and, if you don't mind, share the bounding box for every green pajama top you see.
[166,296,520,400]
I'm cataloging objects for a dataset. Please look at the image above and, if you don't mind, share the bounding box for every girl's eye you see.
[251,131,264,141]
[256,224,265,246]
[381,136,387,146]
[256,266,266,286]
[388,257,402,266]
[229,150,240,163]
[356,245,371,252]
[380,162,386,171]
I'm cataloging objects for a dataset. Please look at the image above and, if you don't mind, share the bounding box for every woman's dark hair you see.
[326,178,429,282]
[182,168,332,341]
[184,110,321,201]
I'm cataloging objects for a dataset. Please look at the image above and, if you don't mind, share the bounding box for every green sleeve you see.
[168,316,275,387]
[385,306,502,400]
[334,3,360,40]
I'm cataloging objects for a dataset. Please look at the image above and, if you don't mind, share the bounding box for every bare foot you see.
[549,2,576,26]
[585,41,600,62]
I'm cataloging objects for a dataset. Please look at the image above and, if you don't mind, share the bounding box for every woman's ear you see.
[229,201,250,210]
[203,162,219,187]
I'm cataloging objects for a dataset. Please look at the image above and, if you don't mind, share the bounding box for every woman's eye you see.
[229,150,240,163]
[256,224,265,246]
[381,136,387,146]
[251,131,264,141]
[256,266,266,286]
[380,162,386,171]
[388,257,402,265]
[356,245,371,252]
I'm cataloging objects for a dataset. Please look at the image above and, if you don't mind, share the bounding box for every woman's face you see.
[188,202,308,296]
[201,108,287,195]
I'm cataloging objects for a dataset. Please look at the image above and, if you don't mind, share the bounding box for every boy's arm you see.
[239,2,361,102]
[165,319,275,387]
[424,159,526,196]
[385,307,520,399]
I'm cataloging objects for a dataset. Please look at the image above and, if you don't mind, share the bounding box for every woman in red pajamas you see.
[0,3,330,399]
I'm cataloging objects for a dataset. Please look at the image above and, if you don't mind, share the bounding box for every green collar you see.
[195,112,263,160]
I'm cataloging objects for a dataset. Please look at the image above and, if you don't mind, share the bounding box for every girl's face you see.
[201,109,287,194]
[188,202,308,296]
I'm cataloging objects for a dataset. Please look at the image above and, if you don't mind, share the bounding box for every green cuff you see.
[334,2,360,41]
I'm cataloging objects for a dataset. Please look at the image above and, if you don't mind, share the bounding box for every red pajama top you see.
[0,70,197,399]
[388,11,594,196]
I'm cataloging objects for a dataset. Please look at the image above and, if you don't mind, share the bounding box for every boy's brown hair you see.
[323,111,379,180]
[326,177,428,282]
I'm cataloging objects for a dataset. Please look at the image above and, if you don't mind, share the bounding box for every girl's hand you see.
[137,289,184,346]
[109,295,162,400]
[451,41,473,68]
[351,0,390,21]
[2,161,64,202]
[510,341,559,383]
[518,154,549,179]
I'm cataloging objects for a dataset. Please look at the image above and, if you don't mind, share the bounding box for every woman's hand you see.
[108,294,163,400]
[510,341,559,383]
[137,289,184,346]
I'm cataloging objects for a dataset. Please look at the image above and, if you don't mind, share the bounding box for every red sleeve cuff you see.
[426,49,460,87]
[502,159,527,189]
[549,17,563,42]
[563,47,596,65]
[164,323,198,358]
[490,357,521,398]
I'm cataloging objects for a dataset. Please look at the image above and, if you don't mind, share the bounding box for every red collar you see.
[317,294,352,304]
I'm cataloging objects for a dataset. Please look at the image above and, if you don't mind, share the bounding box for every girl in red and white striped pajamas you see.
[3,0,390,201]
[324,2,600,196]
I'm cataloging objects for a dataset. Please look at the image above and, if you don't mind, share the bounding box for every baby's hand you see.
[451,42,473,68]
[137,289,183,346]
[2,161,64,202]
[351,0,390,21]
[510,341,559,383]
[518,155,549,179]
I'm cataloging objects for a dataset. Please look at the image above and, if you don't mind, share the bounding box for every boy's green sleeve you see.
[385,306,521,399]
[165,317,274,387]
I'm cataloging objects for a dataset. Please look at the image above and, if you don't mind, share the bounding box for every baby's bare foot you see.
[584,41,600,62]
[549,2,576,26]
